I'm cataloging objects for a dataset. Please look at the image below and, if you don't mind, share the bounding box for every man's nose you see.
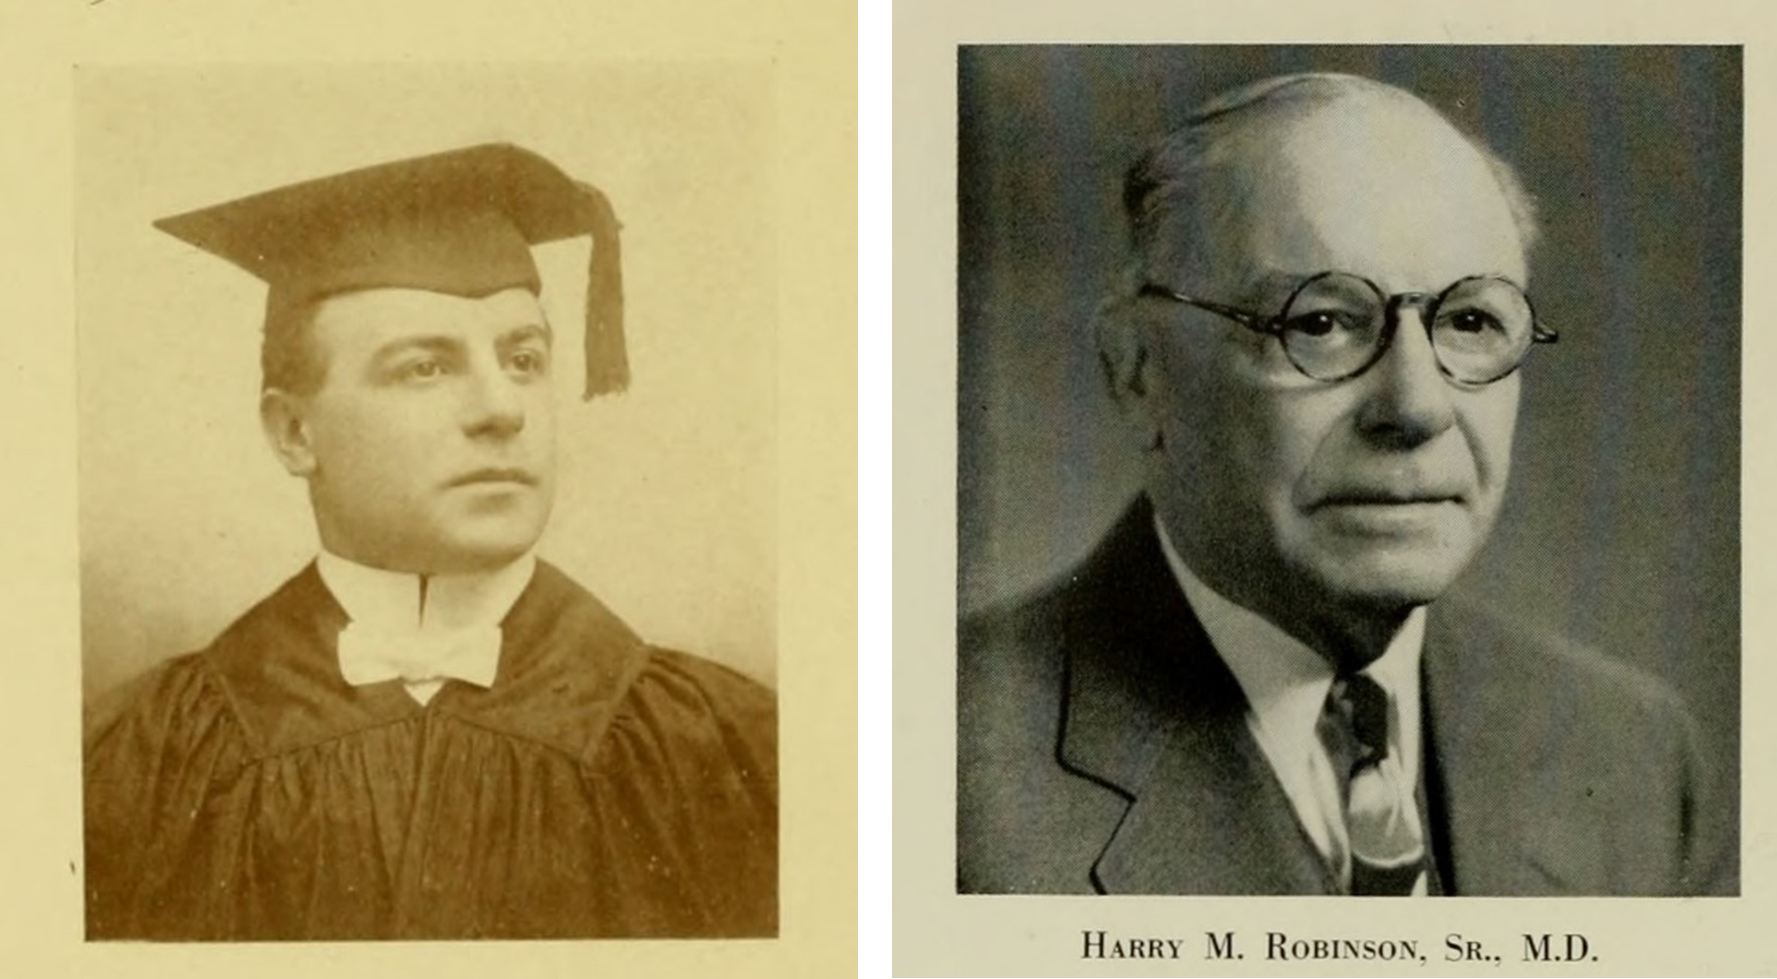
[461,360,526,437]
[1354,307,1457,447]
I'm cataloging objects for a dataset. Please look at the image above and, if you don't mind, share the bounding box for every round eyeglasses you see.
[1139,271,1558,385]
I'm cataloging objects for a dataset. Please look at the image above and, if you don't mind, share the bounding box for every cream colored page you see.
[895,2,1771,975]
[0,0,856,973]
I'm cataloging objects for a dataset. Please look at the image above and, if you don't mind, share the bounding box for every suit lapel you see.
[1424,601,1596,894]
[1055,501,1335,895]
[1090,700,1337,895]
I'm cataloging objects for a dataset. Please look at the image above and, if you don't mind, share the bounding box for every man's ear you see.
[1094,305,1163,451]
[260,388,317,477]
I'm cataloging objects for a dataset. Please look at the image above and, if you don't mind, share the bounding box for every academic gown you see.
[83,561,777,940]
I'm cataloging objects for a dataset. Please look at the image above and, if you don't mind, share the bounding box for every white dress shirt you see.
[1153,517,1425,892]
[315,550,537,705]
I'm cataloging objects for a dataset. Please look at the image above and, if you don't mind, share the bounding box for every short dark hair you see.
[260,299,328,395]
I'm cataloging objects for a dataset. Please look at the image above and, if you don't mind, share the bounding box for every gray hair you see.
[1116,72,1541,300]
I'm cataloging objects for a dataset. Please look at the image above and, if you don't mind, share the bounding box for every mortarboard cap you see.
[153,142,627,399]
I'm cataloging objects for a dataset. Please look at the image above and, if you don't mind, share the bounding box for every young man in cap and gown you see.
[83,144,777,940]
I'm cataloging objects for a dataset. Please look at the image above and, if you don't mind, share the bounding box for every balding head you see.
[1119,73,1538,299]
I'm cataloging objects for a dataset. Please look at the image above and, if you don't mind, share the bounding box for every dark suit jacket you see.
[957,499,1732,896]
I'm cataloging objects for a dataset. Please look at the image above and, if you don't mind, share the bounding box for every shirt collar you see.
[315,549,538,632]
[1152,514,1424,775]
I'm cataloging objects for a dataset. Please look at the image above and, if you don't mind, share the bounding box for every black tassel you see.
[578,181,628,399]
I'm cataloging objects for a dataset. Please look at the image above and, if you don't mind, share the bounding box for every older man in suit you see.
[956,73,1730,896]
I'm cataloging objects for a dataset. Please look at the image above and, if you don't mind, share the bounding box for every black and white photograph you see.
[953,45,1740,899]
[75,63,781,941]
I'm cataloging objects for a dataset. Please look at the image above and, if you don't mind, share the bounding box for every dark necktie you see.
[1318,672,1427,895]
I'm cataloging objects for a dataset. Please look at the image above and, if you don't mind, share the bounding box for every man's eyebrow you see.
[498,323,553,347]
[369,335,462,362]
[1226,269,1301,307]
[365,324,552,369]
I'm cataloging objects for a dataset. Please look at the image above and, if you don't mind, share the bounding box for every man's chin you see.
[1305,551,1468,612]
[1293,514,1480,603]
[402,517,548,574]
[432,494,552,558]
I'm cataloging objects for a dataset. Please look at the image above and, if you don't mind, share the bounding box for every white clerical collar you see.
[1152,514,1424,783]
[316,550,538,632]
[315,550,537,704]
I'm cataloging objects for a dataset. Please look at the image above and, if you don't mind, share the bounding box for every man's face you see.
[1138,100,1528,636]
[290,286,557,574]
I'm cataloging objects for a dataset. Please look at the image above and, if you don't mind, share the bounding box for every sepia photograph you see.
[953,46,1739,899]
[76,63,780,940]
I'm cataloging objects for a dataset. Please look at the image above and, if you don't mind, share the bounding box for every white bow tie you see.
[337,623,503,689]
